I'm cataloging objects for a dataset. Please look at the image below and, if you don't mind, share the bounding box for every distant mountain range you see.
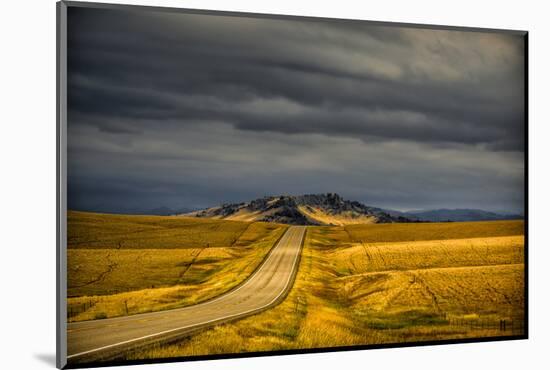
[385,208,523,222]
[78,206,194,216]
[146,206,194,216]
[182,193,523,226]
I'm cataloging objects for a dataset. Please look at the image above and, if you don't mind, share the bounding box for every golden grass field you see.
[345,220,524,243]
[67,211,287,322]
[127,220,524,360]
[298,205,376,226]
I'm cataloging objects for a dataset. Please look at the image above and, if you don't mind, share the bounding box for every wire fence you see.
[448,317,525,334]
[67,300,95,319]
[66,296,525,337]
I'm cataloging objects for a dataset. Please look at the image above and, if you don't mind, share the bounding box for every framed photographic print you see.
[56,1,528,368]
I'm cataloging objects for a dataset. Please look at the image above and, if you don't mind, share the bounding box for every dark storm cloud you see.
[67,7,525,213]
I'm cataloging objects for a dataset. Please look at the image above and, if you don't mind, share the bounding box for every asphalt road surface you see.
[67,226,306,364]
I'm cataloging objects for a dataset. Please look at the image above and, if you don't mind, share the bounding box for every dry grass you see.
[68,211,251,249]
[128,220,525,360]
[332,236,524,275]
[341,264,524,321]
[127,230,361,359]
[67,211,287,322]
[298,206,376,226]
[345,220,524,243]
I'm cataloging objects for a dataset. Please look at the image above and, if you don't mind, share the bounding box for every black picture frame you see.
[57,1,528,368]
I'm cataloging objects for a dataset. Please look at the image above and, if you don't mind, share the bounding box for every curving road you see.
[67,226,306,364]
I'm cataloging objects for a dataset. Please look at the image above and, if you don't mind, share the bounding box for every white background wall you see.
[1,0,548,369]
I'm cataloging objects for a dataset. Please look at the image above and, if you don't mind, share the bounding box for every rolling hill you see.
[184,193,410,225]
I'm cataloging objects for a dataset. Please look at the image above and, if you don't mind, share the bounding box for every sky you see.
[67,6,525,214]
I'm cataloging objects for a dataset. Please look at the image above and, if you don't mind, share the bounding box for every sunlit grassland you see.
[68,210,251,249]
[345,220,524,243]
[297,205,376,226]
[128,228,361,358]
[67,211,287,322]
[128,220,524,360]
[332,235,524,274]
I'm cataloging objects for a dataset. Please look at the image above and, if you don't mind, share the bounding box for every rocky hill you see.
[184,193,411,225]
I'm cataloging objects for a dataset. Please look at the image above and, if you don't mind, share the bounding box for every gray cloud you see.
[67,6,525,213]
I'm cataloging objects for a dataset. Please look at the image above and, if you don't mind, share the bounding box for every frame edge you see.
[57,1,68,368]
[62,0,527,35]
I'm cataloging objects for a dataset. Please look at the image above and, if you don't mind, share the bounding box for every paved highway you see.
[67,226,306,364]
